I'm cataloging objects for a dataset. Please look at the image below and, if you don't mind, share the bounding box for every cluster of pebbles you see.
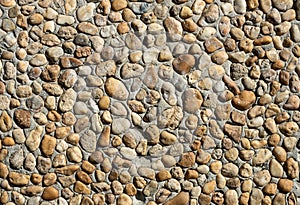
[0,0,300,204]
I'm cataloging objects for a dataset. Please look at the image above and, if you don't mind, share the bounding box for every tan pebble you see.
[254,36,272,45]
[239,192,250,205]
[122,8,136,22]
[97,126,110,147]
[9,172,30,186]
[263,183,277,195]
[0,162,9,178]
[172,54,195,75]
[62,112,76,126]
[224,123,242,142]
[66,146,82,163]
[239,163,253,178]
[42,186,59,201]
[222,163,239,177]
[0,191,9,203]
[278,121,299,135]
[76,171,92,184]
[29,13,44,25]
[241,179,252,192]
[277,179,293,193]
[21,185,43,196]
[210,161,222,174]
[178,152,195,168]
[163,192,189,205]
[224,190,238,205]
[163,17,183,41]
[105,77,129,100]
[185,169,198,179]
[247,0,259,9]
[74,181,91,194]
[112,0,127,11]
[204,37,223,53]
[230,27,244,40]
[208,65,225,80]
[117,22,130,34]
[0,111,12,132]
[2,136,15,146]
[225,148,239,161]
[160,131,177,145]
[282,9,295,21]
[182,18,197,32]
[0,0,15,7]
[77,22,98,35]
[156,170,172,181]
[55,165,80,176]
[232,90,256,110]
[202,180,216,194]
[196,149,211,164]
[41,135,56,156]
[273,193,286,205]
[43,173,57,186]
[180,6,193,19]
[125,183,137,196]
[231,110,246,125]
[211,50,228,65]
[137,167,155,180]
[253,170,271,187]
[284,158,299,179]
[117,193,132,205]
[252,149,272,165]
[182,88,203,113]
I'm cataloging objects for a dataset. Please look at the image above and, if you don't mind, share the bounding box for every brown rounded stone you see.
[278,179,293,193]
[9,172,30,186]
[178,152,195,168]
[232,90,256,110]
[156,170,172,182]
[31,173,43,185]
[0,0,15,7]
[125,183,137,196]
[163,192,189,205]
[14,109,31,128]
[41,135,56,156]
[76,171,92,184]
[172,54,195,75]
[42,186,59,201]
[117,193,132,205]
[182,88,203,113]
[112,0,127,11]
[117,22,130,34]
[0,111,12,132]
[273,146,287,162]
[43,173,57,186]
[2,136,15,146]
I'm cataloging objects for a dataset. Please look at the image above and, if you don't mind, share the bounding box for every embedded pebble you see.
[0,0,299,204]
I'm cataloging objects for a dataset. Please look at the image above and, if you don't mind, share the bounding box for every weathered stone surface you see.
[26,126,43,152]
[42,186,59,201]
[182,88,203,113]
[0,111,12,132]
[77,3,95,21]
[9,172,30,186]
[164,17,183,41]
[60,57,83,68]
[14,109,31,128]
[105,77,129,100]
[173,54,195,75]
[232,90,256,110]
[163,192,189,205]
[58,89,77,112]
[158,106,183,130]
